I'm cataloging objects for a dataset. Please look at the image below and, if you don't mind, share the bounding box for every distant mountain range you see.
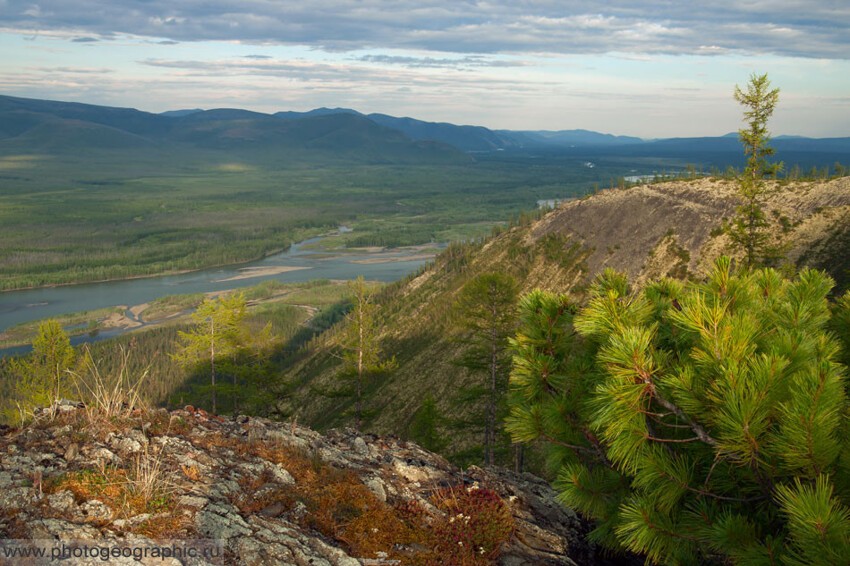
[1,94,848,164]
[0,95,467,164]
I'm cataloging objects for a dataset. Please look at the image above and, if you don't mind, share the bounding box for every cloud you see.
[0,1,847,59]
[37,66,113,73]
[354,54,527,69]
[138,56,549,91]
[71,36,98,42]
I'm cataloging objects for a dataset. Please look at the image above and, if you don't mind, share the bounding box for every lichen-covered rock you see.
[0,406,626,565]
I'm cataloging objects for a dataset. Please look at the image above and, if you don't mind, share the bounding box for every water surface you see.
[0,237,437,339]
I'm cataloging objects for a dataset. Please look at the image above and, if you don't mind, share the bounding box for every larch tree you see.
[507,260,850,564]
[9,319,76,424]
[339,276,394,430]
[454,272,519,465]
[174,292,247,414]
[729,72,782,269]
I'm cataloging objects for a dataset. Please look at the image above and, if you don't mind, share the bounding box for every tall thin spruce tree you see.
[729,72,781,269]
[507,260,850,564]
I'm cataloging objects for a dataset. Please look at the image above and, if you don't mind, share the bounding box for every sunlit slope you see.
[281,177,850,455]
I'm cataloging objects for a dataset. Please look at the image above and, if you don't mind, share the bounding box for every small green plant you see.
[408,394,447,452]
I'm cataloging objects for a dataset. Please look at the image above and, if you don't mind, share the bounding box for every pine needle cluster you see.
[507,258,850,564]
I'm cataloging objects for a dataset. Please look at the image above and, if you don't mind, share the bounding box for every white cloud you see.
[0,1,846,59]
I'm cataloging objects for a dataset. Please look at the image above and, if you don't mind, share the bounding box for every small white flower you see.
[458,541,464,547]
[479,547,486,555]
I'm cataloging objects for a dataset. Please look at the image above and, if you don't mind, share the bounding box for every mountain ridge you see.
[7,94,844,159]
[0,95,469,164]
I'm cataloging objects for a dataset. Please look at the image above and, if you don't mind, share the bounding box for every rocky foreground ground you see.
[0,403,629,565]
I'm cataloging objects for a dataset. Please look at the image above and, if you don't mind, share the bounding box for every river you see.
[0,237,439,354]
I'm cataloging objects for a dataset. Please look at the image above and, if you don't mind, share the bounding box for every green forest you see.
[0,147,659,290]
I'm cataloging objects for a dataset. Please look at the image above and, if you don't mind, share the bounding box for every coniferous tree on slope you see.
[507,259,850,564]
[339,276,395,430]
[173,292,247,414]
[7,320,76,424]
[454,273,519,465]
[729,73,782,269]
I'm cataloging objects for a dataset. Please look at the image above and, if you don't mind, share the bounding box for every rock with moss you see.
[0,405,627,565]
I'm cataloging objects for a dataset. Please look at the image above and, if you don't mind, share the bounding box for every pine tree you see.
[173,292,247,414]
[455,272,519,465]
[729,73,782,269]
[507,259,850,564]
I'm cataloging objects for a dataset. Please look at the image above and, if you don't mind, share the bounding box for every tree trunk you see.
[210,318,217,415]
[232,370,238,414]
[356,302,364,431]
[487,300,498,466]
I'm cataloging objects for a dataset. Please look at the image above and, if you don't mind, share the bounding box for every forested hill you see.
[280,177,850,461]
[0,95,468,164]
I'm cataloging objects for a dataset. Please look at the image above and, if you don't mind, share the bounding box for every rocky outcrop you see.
[532,177,850,283]
[0,404,628,565]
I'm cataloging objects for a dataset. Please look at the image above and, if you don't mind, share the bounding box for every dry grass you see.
[134,511,194,539]
[48,467,125,518]
[145,410,193,436]
[47,445,176,523]
[72,346,149,425]
[125,446,175,513]
[26,358,194,540]
[180,464,202,482]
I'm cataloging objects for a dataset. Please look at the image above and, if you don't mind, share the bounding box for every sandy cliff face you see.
[530,177,850,285]
[0,403,628,565]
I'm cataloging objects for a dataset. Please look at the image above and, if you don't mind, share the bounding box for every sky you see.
[0,1,848,138]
